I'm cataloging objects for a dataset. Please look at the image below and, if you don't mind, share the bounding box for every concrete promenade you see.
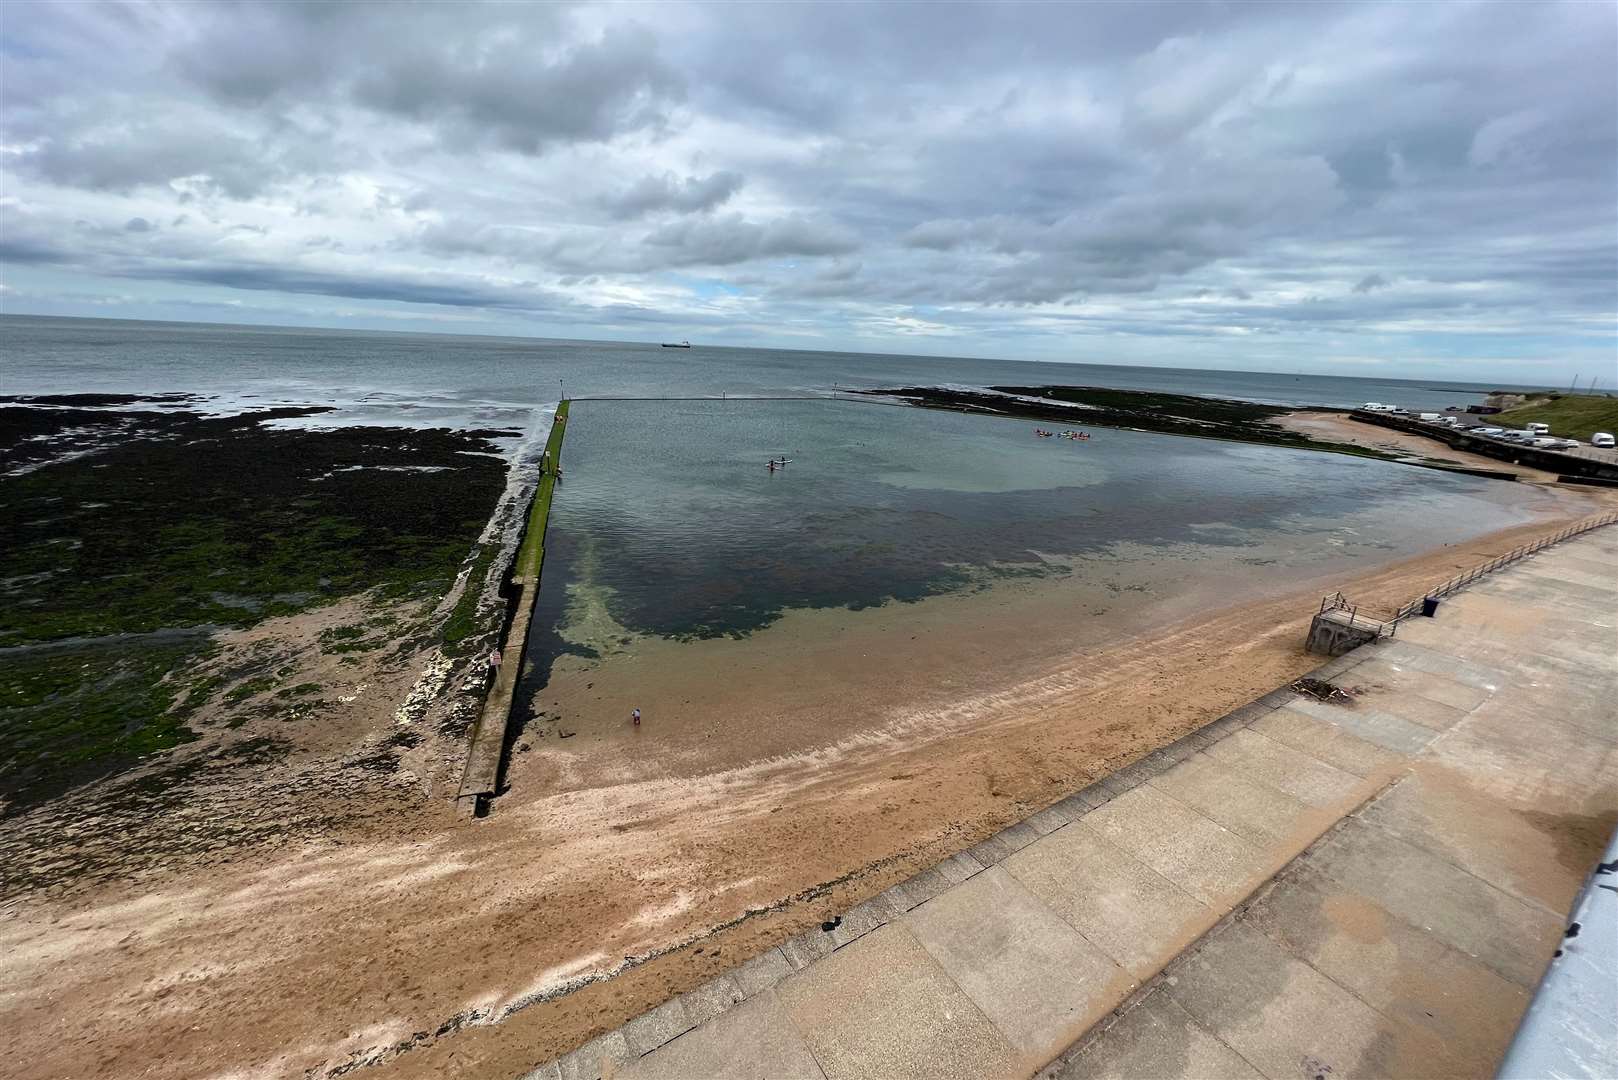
[524,528,1617,1080]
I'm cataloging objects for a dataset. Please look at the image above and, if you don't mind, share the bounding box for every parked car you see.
[1473,427,1504,436]
[1390,407,1411,415]
[1543,438,1581,450]
[1592,432,1616,448]
[1437,416,1461,427]
[1495,430,1537,442]
[1525,422,1551,435]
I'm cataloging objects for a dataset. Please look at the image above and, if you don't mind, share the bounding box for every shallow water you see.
[524,398,1537,688]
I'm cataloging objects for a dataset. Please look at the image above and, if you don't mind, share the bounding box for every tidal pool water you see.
[521,398,1536,690]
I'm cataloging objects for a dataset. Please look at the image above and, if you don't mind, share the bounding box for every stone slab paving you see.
[522,529,1617,1080]
[1044,528,1617,1080]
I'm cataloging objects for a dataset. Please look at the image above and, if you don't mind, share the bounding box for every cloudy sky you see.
[2,1,1614,381]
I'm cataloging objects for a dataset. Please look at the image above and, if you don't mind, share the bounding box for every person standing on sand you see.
[632,708,641,727]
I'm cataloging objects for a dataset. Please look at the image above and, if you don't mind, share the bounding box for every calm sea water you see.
[1,314,1537,417]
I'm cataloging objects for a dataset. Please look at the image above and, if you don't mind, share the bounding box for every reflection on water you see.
[526,399,1527,665]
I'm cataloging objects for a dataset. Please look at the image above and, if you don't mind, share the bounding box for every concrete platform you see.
[520,528,1618,1080]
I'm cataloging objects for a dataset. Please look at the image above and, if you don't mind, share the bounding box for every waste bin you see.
[1421,595,1440,618]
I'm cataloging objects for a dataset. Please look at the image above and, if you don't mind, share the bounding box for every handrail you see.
[1316,511,1618,637]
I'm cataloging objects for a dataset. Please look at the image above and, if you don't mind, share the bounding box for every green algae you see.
[0,402,507,813]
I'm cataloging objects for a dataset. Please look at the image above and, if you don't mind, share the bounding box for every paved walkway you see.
[524,529,1617,1080]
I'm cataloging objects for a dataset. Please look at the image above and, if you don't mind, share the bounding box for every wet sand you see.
[3,492,1612,1080]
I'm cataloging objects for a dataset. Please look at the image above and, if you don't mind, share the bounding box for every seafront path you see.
[521,528,1617,1080]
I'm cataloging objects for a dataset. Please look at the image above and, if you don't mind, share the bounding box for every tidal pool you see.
[518,398,1538,703]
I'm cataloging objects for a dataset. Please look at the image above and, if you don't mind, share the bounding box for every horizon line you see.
[0,309,1555,392]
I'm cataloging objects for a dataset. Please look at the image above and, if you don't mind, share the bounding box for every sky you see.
[1,0,1615,382]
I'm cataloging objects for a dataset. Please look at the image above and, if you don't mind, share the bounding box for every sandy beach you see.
[3,480,1611,1080]
[1275,411,1562,482]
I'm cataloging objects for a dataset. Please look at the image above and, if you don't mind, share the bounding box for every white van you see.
[1418,412,1441,422]
[1525,423,1550,435]
[1592,432,1615,448]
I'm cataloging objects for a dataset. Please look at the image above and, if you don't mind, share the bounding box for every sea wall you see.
[456,401,571,811]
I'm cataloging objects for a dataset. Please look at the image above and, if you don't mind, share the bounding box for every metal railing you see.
[1307,595,1385,637]
[1319,511,1618,637]
[1316,591,1379,632]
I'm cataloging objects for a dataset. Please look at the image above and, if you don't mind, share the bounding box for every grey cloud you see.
[352,26,682,155]
[774,259,864,299]
[0,0,1613,375]
[600,171,744,219]
[883,153,1344,305]
[414,210,857,274]
[0,236,71,265]
[174,4,684,155]
[643,215,860,267]
[17,116,288,197]
[119,260,570,313]
[124,217,153,233]
[901,220,971,251]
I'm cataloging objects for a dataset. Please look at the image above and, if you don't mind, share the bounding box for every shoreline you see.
[343,507,1618,1078]
[857,384,1382,459]
[5,497,1613,1080]
[1274,410,1564,482]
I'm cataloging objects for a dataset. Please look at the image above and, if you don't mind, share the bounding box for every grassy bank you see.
[1493,394,1618,442]
[518,399,571,582]
[0,399,508,812]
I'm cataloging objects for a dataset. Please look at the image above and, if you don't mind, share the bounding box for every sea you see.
[1,314,1562,678]
[0,313,1534,420]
